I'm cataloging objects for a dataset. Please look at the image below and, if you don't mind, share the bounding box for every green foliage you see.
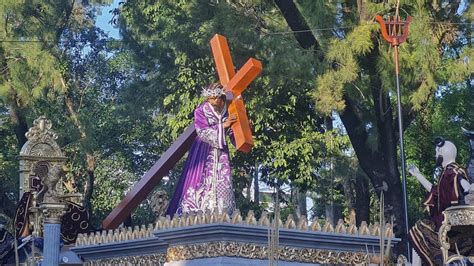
[0,0,150,225]
[261,130,350,190]
[0,1,110,107]
[91,154,139,226]
[313,23,377,115]
[0,111,19,226]
[0,0,470,232]
[405,82,473,224]
[116,1,331,197]
[295,0,472,232]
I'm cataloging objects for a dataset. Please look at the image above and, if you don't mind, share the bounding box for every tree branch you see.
[0,54,28,148]
[64,82,96,213]
[55,0,76,42]
[273,0,320,50]
[339,95,369,157]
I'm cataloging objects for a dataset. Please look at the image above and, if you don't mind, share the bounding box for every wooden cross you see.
[210,34,262,152]
[102,34,262,229]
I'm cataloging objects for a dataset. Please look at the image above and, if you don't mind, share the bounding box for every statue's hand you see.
[408,164,420,177]
[223,114,237,129]
[408,163,432,191]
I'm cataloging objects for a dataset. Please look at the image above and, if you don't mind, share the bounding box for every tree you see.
[0,1,65,148]
[0,0,128,225]
[0,0,75,222]
[273,0,472,254]
[405,82,474,225]
[113,0,349,222]
[0,110,18,226]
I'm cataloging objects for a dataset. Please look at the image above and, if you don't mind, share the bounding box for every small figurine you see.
[151,190,169,219]
[39,164,64,204]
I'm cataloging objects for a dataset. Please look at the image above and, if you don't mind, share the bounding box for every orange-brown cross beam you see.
[102,34,262,229]
[210,34,262,152]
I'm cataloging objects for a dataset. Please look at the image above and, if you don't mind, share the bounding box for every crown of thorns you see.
[201,83,225,97]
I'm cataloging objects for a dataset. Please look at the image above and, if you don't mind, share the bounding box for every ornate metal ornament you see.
[439,206,474,264]
[166,241,368,264]
[75,210,397,265]
[20,116,64,158]
[18,116,67,198]
[462,128,474,182]
[85,254,166,266]
[77,209,393,248]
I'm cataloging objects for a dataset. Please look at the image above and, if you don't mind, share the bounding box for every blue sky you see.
[95,0,121,39]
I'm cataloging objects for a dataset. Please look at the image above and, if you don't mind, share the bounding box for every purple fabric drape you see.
[166,102,235,216]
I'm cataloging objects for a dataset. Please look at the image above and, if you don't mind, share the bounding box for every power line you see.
[0,39,126,43]
[261,21,472,36]
[0,21,471,43]
[262,26,356,35]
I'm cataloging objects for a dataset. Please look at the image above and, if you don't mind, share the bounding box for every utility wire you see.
[0,21,470,43]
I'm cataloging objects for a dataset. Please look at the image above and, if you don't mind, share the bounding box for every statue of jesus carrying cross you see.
[102,34,262,228]
[166,34,262,216]
[166,83,238,216]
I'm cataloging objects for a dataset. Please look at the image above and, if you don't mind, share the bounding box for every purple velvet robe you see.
[166,102,235,216]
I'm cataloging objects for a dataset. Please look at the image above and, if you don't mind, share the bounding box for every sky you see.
[95,0,121,39]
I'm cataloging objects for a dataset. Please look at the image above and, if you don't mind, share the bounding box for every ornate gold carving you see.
[296,215,308,230]
[245,210,257,225]
[231,210,242,224]
[151,190,169,219]
[258,211,269,226]
[30,143,56,157]
[445,205,474,226]
[440,206,474,264]
[310,218,321,231]
[359,221,370,235]
[166,242,369,264]
[76,211,391,264]
[370,222,381,236]
[76,208,383,247]
[284,216,295,229]
[40,202,67,224]
[345,210,357,234]
[85,253,166,266]
[25,117,57,142]
[40,164,64,204]
[76,222,155,246]
[322,219,334,232]
[20,116,63,158]
[384,222,393,237]
[19,116,67,200]
[335,219,347,233]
